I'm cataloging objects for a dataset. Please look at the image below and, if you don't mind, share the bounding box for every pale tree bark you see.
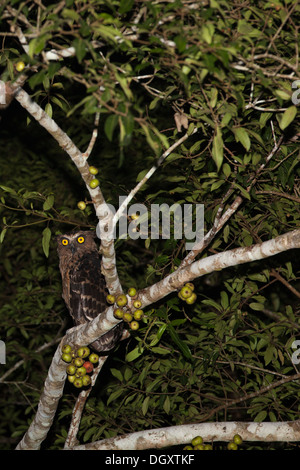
[70,420,300,450]
[15,340,67,450]
[138,228,300,308]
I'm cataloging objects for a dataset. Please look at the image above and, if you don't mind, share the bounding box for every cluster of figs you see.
[107,288,144,331]
[61,344,99,389]
[184,434,243,451]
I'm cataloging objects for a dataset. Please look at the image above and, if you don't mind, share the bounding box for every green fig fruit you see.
[130,320,139,330]
[128,287,137,297]
[89,178,100,189]
[67,374,76,383]
[89,166,99,175]
[73,377,83,388]
[66,364,77,375]
[191,436,203,446]
[133,309,144,320]
[227,441,238,450]
[180,285,193,299]
[76,366,87,377]
[116,293,128,307]
[233,434,243,445]
[61,353,72,363]
[61,344,72,354]
[76,346,90,358]
[89,353,99,364]
[194,444,205,450]
[123,312,133,323]
[74,357,84,367]
[106,294,116,304]
[16,61,25,72]
[113,308,124,319]
[185,282,195,291]
[185,292,197,305]
[77,201,86,210]
[82,375,92,387]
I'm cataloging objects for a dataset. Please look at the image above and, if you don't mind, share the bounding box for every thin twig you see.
[82,112,100,159]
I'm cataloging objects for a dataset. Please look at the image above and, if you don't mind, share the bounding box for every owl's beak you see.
[70,245,76,254]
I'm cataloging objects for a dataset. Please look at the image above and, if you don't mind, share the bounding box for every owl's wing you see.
[68,252,124,353]
[68,252,107,325]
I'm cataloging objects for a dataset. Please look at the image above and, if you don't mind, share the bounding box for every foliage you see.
[0,0,299,450]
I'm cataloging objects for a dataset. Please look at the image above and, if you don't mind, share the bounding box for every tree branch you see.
[15,340,67,450]
[69,419,300,450]
[138,229,300,308]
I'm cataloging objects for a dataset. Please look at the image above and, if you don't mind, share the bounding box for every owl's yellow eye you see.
[77,236,85,244]
[62,238,69,246]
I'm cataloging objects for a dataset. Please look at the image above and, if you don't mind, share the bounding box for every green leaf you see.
[107,388,124,405]
[142,396,150,415]
[274,89,291,100]
[28,34,51,58]
[233,128,251,151]
[150,347,170,355]
[104,114,119,142]
[259,112,273,129]
[110,368,123,382]
[124,367,133,381]
[167,324,192,360]
[163,395,170,414]
[83,426,98,443]
[264,345,275,366]
[210,87,218,108]
[149,324,167,346]
[62,8,80,21]
[222,163,231,177]
[0,185,16,194]
[119,0,134,14]
[0,227,7,243]
[279,105,297,130]
[140,123,160,155]
[28,70,46,89]
[115,72,133,100]
[125,346,144,362]
[73,38,87,63]
[43,195,54,211]
[254,410,267,422]
[211,126,224,171]
[45,103,53,118]
[233,182,251,200]
[42,227,51,258]
[201,23,215,44]
[249,302,265,311]
[220,291,229,309]
[201,299,223,312]
[174,35,187,53]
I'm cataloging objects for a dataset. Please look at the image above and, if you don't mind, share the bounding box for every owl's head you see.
[56,231,97,257]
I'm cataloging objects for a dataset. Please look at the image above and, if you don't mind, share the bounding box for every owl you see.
[57,231,124,353]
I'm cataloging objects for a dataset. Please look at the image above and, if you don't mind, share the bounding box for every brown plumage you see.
[57,231,123,353]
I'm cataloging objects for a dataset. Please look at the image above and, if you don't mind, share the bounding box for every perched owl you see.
[57,231,124,353]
